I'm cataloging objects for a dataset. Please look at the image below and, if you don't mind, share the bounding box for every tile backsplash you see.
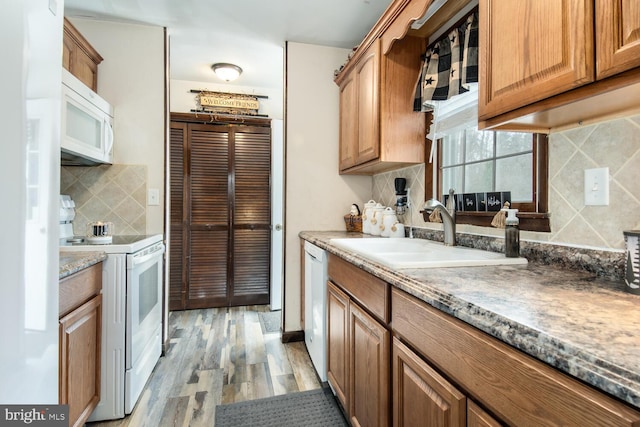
[373,114,640,250]
[373,163,426,231]
[61,164,147,235]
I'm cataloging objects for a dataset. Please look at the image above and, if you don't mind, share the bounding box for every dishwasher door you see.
[304,241,328,382]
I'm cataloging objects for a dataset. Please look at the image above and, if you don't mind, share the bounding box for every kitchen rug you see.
[214,387,348,427]
[258,310,281,334]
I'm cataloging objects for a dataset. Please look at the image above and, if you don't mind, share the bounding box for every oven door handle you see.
[131,246,165,267]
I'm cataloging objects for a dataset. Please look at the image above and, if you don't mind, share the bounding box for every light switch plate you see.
[147,188,160,206]
[584,167,609,206]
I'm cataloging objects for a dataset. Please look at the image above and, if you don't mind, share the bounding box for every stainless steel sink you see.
[330,238,528,269]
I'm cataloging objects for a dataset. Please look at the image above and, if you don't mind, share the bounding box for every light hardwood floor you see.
[88,305,320,427]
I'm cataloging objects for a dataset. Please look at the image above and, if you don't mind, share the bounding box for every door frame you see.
[270,119,284,311]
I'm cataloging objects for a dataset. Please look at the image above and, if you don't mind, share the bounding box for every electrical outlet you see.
[147,188,160,206]
[584,167,609,206]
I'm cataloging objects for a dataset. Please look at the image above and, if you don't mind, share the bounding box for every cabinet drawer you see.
[391,288,640,426]
[328,253,389,323]
[59,262,102,317]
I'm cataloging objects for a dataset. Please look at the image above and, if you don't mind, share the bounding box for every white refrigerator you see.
[0,0,63,403]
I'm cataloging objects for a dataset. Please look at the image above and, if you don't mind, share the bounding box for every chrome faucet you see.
[423,189,456,246]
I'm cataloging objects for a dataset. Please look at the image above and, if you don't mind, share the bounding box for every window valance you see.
[414,11,478,111]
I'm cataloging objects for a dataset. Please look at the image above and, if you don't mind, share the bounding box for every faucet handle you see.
[446,188,456,214]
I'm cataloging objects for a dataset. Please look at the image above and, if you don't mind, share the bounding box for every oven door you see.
[126,242,164,370]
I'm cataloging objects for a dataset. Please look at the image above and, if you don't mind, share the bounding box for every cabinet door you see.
[59,294,102,427]
[478,0,594,120]
[392,337,465,427]
[72,49,99,92]
[62,32,73,72]
[355,39,380,166]
[327,281,350,409]
[596,0,640,79]
[350,302,390,427]
[468,400,503,427]
[339,74,358,171]
[63,19,102,92]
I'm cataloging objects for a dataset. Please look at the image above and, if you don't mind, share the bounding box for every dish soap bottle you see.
[505,208,520,258]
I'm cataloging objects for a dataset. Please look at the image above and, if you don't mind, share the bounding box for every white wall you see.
[285,42,372,332]
[170,79,283,120]
[70,18,166,234]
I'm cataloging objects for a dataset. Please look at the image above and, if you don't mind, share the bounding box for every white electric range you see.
[59,195,164,420]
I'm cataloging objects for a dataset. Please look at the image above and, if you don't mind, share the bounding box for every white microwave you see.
[61,68,114,165]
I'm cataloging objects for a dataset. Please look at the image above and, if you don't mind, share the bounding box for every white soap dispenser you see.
[504,208,519,258]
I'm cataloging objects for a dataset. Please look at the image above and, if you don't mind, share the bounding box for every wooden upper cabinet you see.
[337,40,381,173]
[335,0,427,175]
[339,74,358,171]
[337,35,426,175]
[478,0,595,121]
[63,18,103,91]
[355,41,381,167]
[596,0,640,79]
[479,0,640,132]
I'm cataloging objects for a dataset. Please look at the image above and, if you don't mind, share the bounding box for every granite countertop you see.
[300,230,640,410]
[59,251,107,279]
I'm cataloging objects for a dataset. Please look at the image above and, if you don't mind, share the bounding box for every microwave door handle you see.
[105,119,114,155]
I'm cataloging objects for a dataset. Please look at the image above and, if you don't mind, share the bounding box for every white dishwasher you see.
[304,241,328,382]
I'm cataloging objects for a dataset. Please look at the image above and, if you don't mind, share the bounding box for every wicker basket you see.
[344,214,363,232]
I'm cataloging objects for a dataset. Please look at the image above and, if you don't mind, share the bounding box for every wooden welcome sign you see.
[195,91,260,116]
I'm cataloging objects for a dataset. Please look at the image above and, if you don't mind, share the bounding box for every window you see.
[441,127,534,208]
[420,76,549,232]
[425,124,549,232]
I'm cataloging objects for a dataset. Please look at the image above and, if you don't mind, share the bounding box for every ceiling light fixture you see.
[211,63,243,82]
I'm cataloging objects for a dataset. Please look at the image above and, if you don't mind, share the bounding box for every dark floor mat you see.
[214,387,347,427]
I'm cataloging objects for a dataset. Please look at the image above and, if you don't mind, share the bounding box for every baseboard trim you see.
[281,330,304,343]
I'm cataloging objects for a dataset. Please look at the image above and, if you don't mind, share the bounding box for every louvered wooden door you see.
[169,119,271,310]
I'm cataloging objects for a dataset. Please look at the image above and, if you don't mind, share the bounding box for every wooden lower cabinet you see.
[327,281,350,409]
[391,287,640,426]
[350,303,390,427]
[467,401,502,427]
[324,253,640,426]
[326,279,390,427]
[59,263,102,427]
[392,337,465,427]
